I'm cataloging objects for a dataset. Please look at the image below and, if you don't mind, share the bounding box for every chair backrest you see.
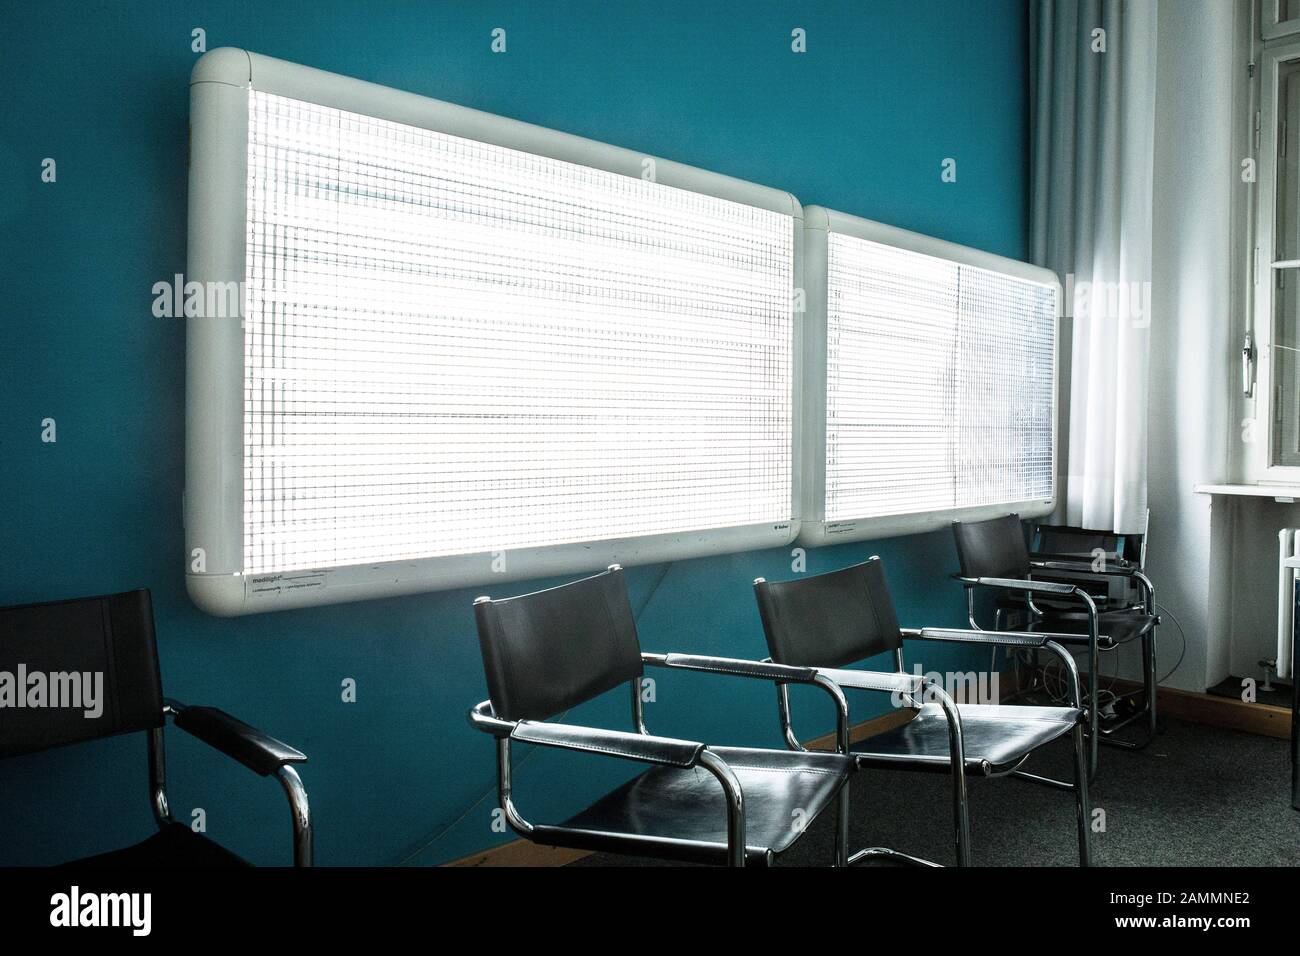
[753,558,902,668]
[0,589,164,760]
[1034,525,1120,556]
[1032,518,1146,568]
[474,566,644,722]
[951,514,1030,579]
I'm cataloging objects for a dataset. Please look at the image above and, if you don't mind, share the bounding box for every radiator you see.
[1277,529,1299,680]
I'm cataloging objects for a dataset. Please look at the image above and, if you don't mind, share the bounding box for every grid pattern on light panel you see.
[824,233,1054,522]
[243,90,795,574]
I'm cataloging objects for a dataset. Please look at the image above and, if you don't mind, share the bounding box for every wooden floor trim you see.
[446,842,592,868]
[1099,676,1292,741]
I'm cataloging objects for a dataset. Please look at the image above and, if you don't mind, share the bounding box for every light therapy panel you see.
[186,50,801,615]
[798,207,1058,546]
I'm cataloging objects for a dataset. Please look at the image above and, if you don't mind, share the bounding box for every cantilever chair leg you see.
[834,785,850,867]
[697,750,747,868]
[847,681,973,867]
[950,762,974,867]
[849,846,943,867]
[1005,638,1092,865]
[1096,628,1160,753]
[1087,632,1100,780]
[1147,627,1159,737]
[277,765,314,867]
[1071,721,1093,866]
[937,690,974,866]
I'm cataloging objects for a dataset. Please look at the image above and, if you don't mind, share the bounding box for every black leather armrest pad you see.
[1031,559,1136,577]
[173,706,307,777]
[961,576,1078,595]
[511,721,704,768]
[1032,550,1131,566]
[814,668,921,694]
[655,653,817,684]
[908,627,1050,648]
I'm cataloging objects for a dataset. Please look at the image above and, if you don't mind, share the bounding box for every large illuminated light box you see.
[798,206,1059,546]
[186,49,802,615]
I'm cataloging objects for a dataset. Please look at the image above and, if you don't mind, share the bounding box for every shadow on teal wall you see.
[0,0,1029,865]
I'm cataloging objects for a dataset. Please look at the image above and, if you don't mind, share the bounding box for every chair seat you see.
[996,608,1155,647]
[996,593,1132,614]
[537,746,853,866]
[1032,609,1157,646]
[851,703,1081,775]
[68,823,250,867]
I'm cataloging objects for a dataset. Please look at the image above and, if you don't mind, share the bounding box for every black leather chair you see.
[951,513,1160,779]
[468,564,857,866]
[754,557,1092,866]
[0,589,312,866]
[1029,513,1159,743]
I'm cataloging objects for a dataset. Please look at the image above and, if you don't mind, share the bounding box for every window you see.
[1246,34,1300,481]
[1270,62,1300,468]
[1264,1,1300,41]
[187,50,800,615]
[798,207,1058,545]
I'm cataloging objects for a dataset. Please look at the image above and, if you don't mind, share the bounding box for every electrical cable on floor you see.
[1038,648,1119,708]
[393,561,675,866]
[1152,601,1187,684]
[1029,600,1187,709]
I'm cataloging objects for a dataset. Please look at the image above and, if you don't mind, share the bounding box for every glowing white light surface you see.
[824,233,1055,522]
[243,90,794,574]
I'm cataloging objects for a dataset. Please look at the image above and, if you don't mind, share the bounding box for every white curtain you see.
[1030,0,1158,534]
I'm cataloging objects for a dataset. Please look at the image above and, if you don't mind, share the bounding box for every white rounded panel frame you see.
[186,49,803,615]
[797,206,1059,547]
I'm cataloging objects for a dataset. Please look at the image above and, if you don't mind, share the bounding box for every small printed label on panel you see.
[247,572,328,598]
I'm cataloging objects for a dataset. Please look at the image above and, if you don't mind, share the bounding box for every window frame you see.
[1246,35,1300,483]
[1263,1,1300,41]
[186,48,803,615]
[796,205,1059,547]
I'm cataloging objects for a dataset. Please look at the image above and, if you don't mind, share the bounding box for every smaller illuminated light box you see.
[185,50,802,615]
[797,206,1059,546]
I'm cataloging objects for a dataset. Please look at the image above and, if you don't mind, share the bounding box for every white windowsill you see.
[1194,482,1300,502]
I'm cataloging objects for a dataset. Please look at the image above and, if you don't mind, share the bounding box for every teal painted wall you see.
[0,0,1030,865]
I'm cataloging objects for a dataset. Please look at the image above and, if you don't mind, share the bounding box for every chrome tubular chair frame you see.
[1026,558,1161,748]
[469,564,858,869]
[903,630,1092,866]
[469,648,854,868]
[956,575,1103,780]
[0,588,312,867]
[768,623,1093,867]
[769,655,967,867]
[469,699,749,867]
[641,652,852,865]
[957,513,1161,767]
[157,700,314,867]
[755,558,1092,868]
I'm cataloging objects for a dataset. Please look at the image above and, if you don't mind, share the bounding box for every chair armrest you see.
[903,626,1055,648]
[511,720,705,768]
[468,701,746,864]
[1030,559,1137,577]
[643,652,852,754]
[169,702,306,777]
[645,652,817,684]
[955,575,1079,595]
[1032,550,1131,566]
[1030,561,1157,613]
[812,668,923,695]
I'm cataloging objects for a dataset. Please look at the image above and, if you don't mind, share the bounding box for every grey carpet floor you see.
[572,718,1300,866]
